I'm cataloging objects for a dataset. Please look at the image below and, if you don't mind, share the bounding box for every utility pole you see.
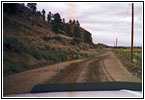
[116,38,118,47]
[131,3,134,62]
[116,38,118,53]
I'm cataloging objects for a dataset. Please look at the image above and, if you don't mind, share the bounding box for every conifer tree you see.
[74,26,81,38]
[47,11,52,23]
[52,13,62,33]
[69,19,72,24]
[76,20,80,26]
[42,9,46,21]
[27,3,37,12]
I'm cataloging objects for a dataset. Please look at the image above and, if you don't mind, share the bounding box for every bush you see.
[70,55,81,60]
[10,65,21,73]
[59,52,67,61]
[3,62,12,76]
[37,24,43,27]
[42,36,63,41]
[80,52,89,57]
[42,37,51,41]
[45,45,52,50]
[71,38,82,45]
[42,50,68,62]
[4,62,22,75]
[27,46,43,60]
[27,45,67,61]
[20,53,29,69]
[3,34,27,52]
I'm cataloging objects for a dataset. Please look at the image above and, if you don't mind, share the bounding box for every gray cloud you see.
[35,2,142,46]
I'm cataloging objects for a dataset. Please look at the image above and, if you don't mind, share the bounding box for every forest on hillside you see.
[4,3,92,44]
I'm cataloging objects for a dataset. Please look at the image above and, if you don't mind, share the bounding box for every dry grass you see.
[118,48,142,52]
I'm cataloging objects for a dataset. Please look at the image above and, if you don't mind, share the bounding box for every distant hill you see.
[3,3,95,76]
[116,46,142,49]
[94,43,110,48]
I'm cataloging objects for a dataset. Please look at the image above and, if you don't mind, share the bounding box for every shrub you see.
[80,52,89,57]
[42,36,51,41]
[43,36,62,41]
[71,38,82,45]
[45,45,52,50]
[4,62,22,75]
[3,34,27,52]
[9,65,20,73]
[54,36,62,42]
[20,53,29,69]
[70,55,81,60]
[37,24,43,27]
[59,52,67,61]
[3,62,12,76]
[42,50,68,62]
[27,46,42,60]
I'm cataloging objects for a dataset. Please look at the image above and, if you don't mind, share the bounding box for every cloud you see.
[36,2,142,46]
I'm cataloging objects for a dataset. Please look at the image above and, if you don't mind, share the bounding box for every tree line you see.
[26,3,81,37]
[3,3,92,44]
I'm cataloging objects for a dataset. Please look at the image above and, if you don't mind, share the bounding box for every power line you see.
[114,4,131,46]
[122,4,131,25]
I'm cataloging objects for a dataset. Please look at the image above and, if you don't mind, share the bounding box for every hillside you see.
[3,3,98,76]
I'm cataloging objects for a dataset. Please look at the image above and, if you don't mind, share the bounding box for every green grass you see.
[116,49,142,67]
[3,34,100,76]
[3,34,27,52]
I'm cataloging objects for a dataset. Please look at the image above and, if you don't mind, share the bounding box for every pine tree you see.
[74,26,81,38]
[27,3,37,12]
[69,19,72,24]
[47,11,52,23]
[84,31,92,43]
[62,18,65,24]
[65,24,72,36]
[53,13,61,23]
[42,9,46,21]
[76,20,80,26]
[52,13,62,33]
[72,20,76,25]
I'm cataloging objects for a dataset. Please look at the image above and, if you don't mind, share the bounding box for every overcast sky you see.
[33,2,142,46]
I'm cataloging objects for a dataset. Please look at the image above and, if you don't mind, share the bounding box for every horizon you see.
[94,43,142,47]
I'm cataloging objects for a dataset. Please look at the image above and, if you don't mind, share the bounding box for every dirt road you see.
[3,51,141,96]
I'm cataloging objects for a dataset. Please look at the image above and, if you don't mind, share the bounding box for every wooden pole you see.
[116,38,117,53]
[131,3,134,62]
[116,38,117,47]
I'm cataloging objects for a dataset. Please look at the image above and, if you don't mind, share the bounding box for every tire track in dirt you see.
[45,51,141,83]
[77,55,109,82]
[3,58,87,95]
[45,52,112,83]
[3,51,141,96]
[88,56,111,82]
[103,51,141,82]
[45,57,96,83]
[81,53,115,82]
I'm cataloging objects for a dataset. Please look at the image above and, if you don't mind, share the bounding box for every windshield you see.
[2,2,143,97]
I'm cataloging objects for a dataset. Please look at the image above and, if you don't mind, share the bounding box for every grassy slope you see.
[3,6,100,76]
[116,48,142,67]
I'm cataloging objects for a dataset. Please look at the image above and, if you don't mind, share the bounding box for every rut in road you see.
[3,51,141,96]
[86,57,112,82]
[45,54,110,83]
